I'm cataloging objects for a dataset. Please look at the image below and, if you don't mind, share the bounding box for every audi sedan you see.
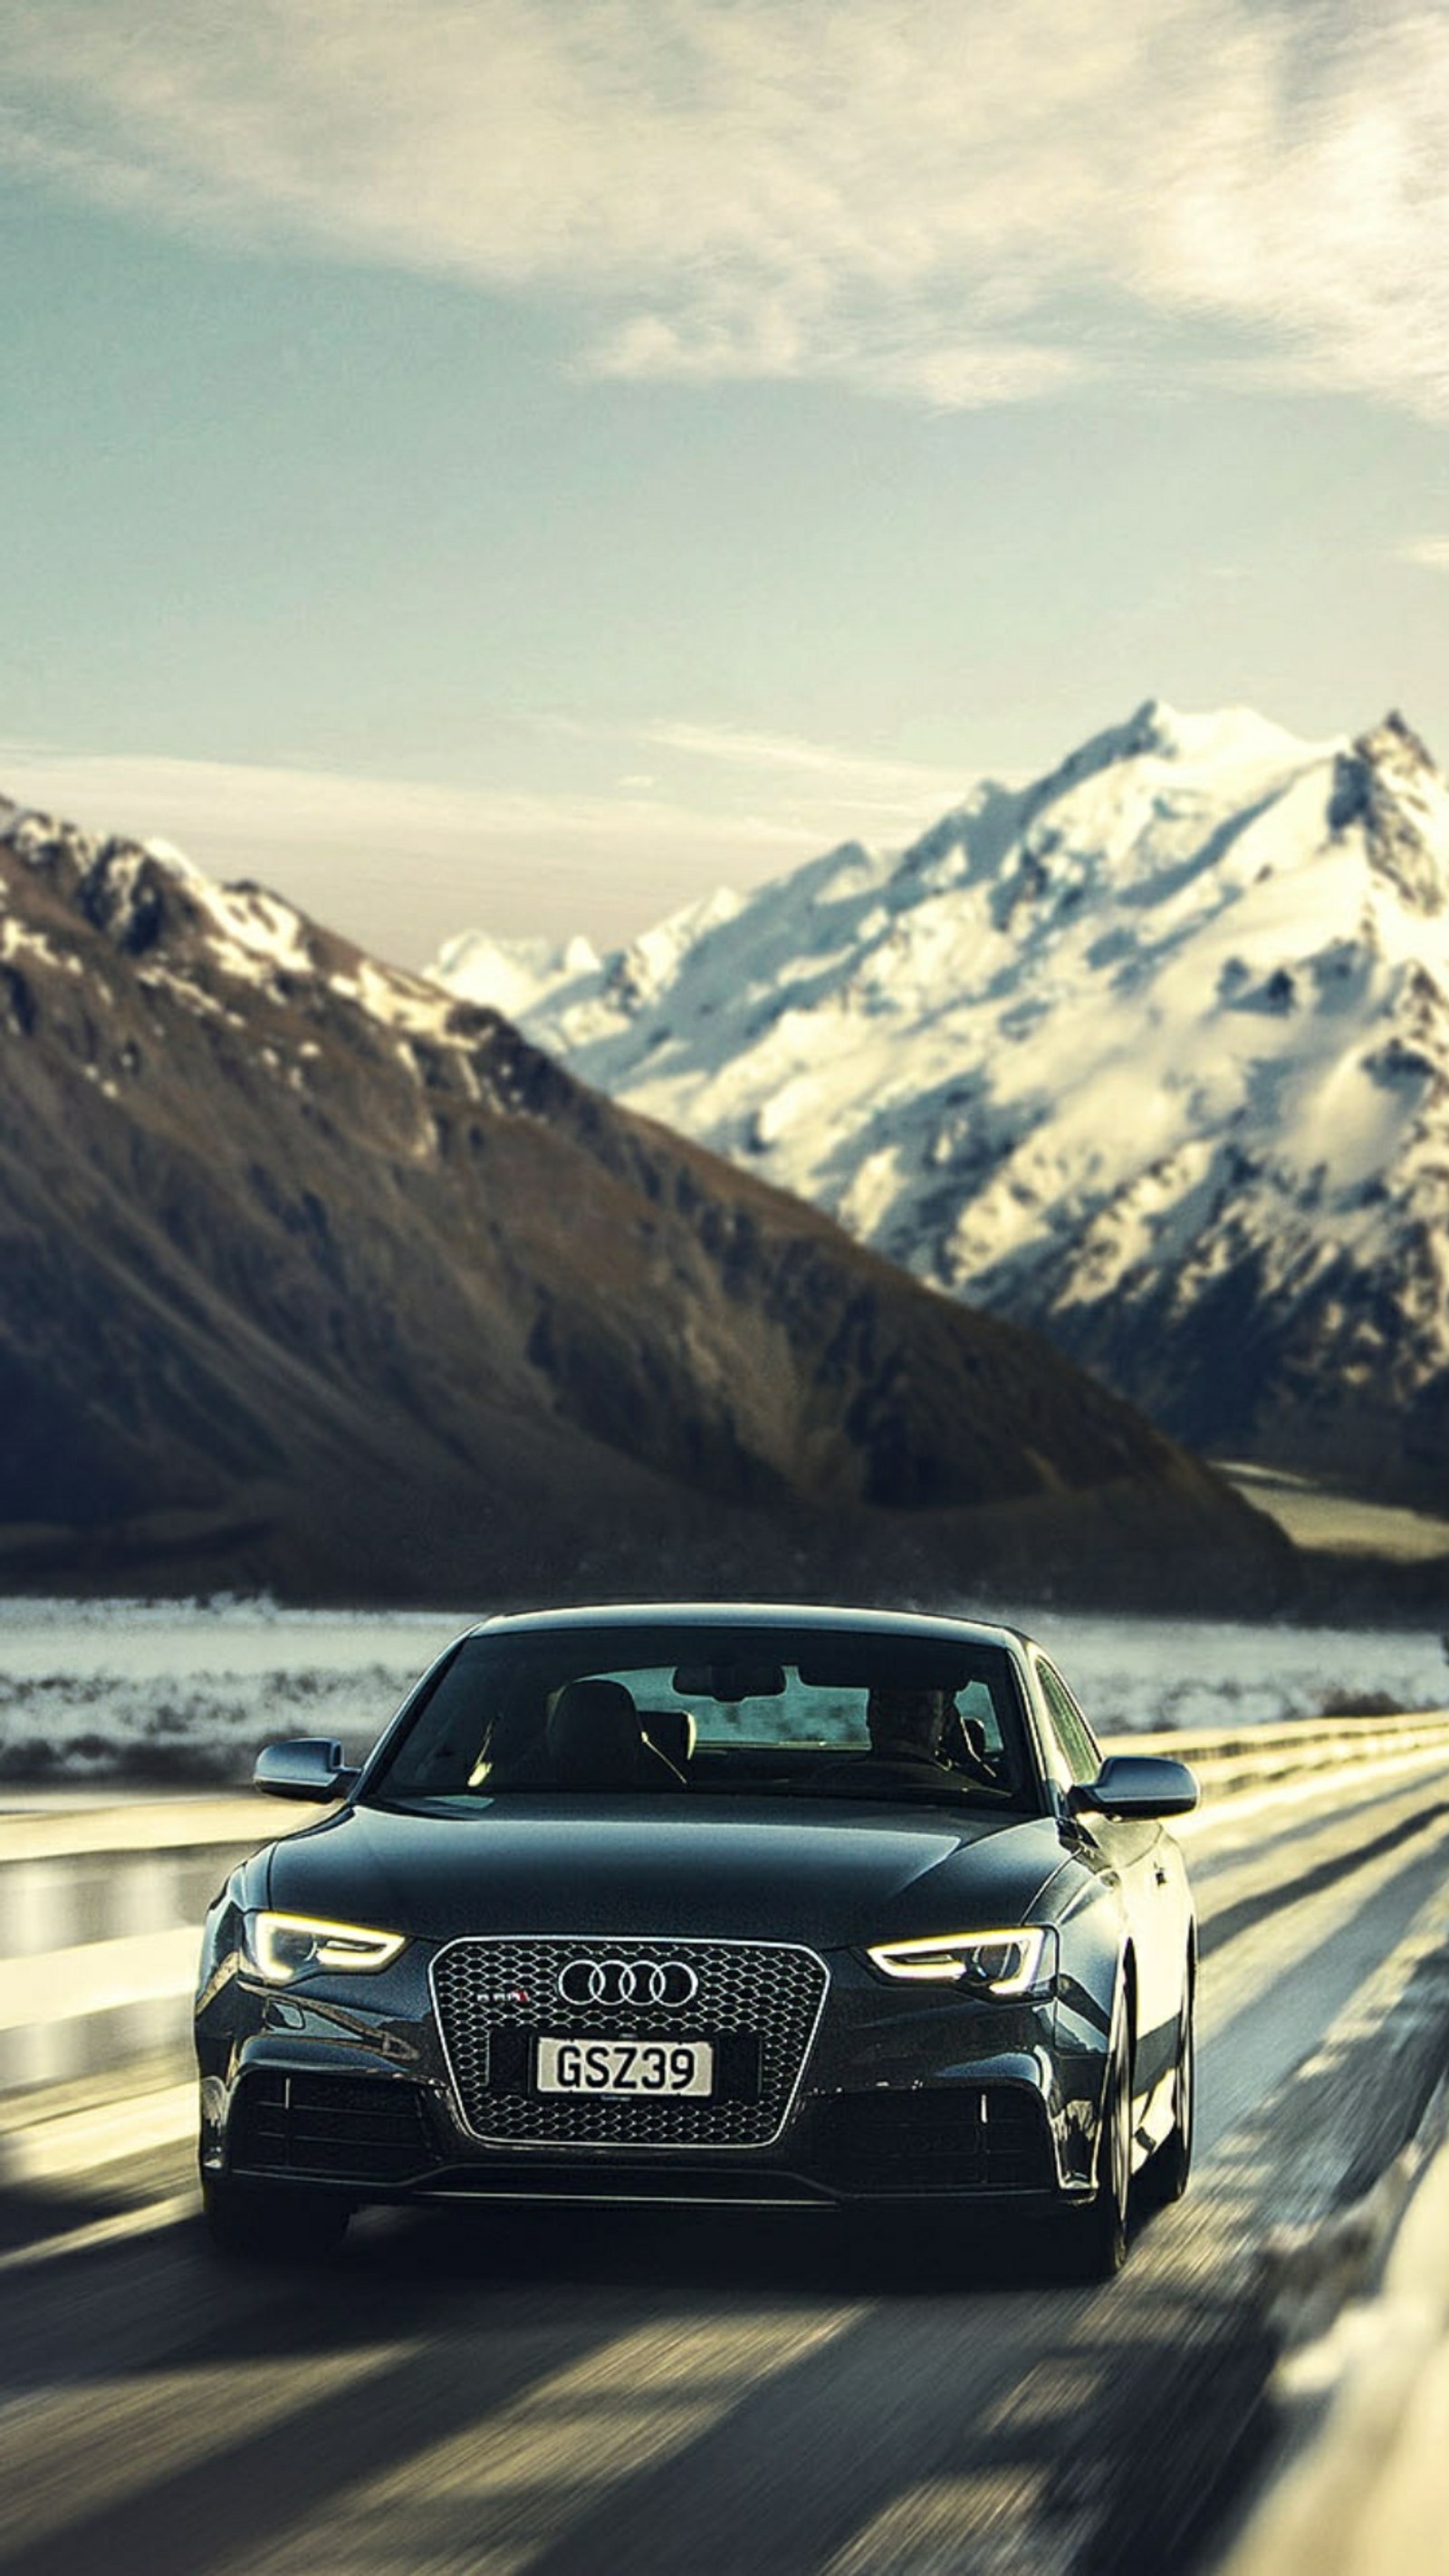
[195,1603,1198,2275]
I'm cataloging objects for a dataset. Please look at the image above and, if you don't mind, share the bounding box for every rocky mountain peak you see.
[1330,711,1449,916]
[428,698,1449,1509]
[75,838,197,956]
[1359,708,1437,772]
[1029,697,1310,805]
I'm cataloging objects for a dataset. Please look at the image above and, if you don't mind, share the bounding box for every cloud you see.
[495,706,978,815]
[1397,537,1449,572]
[6,2,1449,413]
[634,718,969,801]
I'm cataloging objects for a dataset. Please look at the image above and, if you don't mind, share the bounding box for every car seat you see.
[546,1678,686,1789]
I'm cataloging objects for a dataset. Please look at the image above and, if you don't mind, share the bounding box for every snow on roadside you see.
[0,1599,466,1785]
[972,1600,1449,1735]
[0,1598,1445,1783]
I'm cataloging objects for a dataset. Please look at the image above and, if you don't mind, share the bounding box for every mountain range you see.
[0,793,1281,1607]
[433,702,1449,1512]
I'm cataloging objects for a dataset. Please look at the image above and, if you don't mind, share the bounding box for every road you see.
[4,1760,1449,2576]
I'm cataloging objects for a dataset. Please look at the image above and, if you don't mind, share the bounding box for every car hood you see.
[262,1797,1071,1949]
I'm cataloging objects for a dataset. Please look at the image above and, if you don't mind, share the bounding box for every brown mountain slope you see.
[0,802,1289,1606]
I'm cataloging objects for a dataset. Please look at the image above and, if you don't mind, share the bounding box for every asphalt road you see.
[5,1764,1449,2576]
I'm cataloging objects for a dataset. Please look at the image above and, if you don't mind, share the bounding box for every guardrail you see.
[0,1796,309,2091]
[1132,1710,1449,1834]
[3,1712,1448,2095]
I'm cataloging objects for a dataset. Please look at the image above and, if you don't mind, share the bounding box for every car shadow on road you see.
[348,2194,1079,2302]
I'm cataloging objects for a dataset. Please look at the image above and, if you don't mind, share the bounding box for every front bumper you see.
[196,1934,1105,2209]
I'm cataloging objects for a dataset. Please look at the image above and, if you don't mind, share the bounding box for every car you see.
[195,1602,1198,2275]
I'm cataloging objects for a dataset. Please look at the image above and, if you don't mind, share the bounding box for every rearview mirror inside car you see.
[671,1662,786,1700]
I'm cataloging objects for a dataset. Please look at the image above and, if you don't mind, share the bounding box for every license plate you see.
[535,2036,715,2097]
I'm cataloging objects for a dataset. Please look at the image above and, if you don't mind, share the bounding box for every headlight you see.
[242,1912,408,1985]
[865,1927,1055,1994]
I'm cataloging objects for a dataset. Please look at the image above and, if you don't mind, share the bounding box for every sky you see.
[4,0,1449,967]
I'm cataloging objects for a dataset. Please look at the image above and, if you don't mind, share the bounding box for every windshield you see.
[364,1623,1041,1814]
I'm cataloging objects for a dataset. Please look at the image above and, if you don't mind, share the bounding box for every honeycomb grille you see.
[431,1937,829,2148]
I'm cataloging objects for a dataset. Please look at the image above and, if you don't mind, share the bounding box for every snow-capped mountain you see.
[0,789,1281,1605]
[430,702,1449,1506]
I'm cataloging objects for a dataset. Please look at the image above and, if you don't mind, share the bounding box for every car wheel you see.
[201,2172,351,2262]
[1059,2029,1132,2282]
[1147,1980,1195,2207]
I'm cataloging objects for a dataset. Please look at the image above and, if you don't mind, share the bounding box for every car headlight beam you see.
[866,1927,1055,1994]
[243,1911,408,1985]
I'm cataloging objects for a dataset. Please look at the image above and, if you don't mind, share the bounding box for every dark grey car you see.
[196,1604,1197,2276]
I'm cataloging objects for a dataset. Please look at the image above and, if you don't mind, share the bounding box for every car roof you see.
[469,1601,1029,1654]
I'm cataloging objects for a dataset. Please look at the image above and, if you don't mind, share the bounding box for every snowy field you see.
[0,1598,460,1786]
[0,1595,1446,1784]
[998,1600,1449,1735]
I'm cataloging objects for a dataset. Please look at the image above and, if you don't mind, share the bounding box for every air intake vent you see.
[230,2071,436,2182]
[802,2084,1053,2194]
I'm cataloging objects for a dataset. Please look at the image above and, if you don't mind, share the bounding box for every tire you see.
[1147,1981,1195,2208]
[1059,2029,1132,2282]
[201,2172,351,2262]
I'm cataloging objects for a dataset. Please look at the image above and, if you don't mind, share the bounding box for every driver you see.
[863,1686,954,1773]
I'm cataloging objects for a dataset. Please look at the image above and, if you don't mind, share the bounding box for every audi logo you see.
[556,1956,699,2009]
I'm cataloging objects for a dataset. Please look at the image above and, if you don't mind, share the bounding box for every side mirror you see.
[1070,1754,1199,1820]
[254,1738,359,1802]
